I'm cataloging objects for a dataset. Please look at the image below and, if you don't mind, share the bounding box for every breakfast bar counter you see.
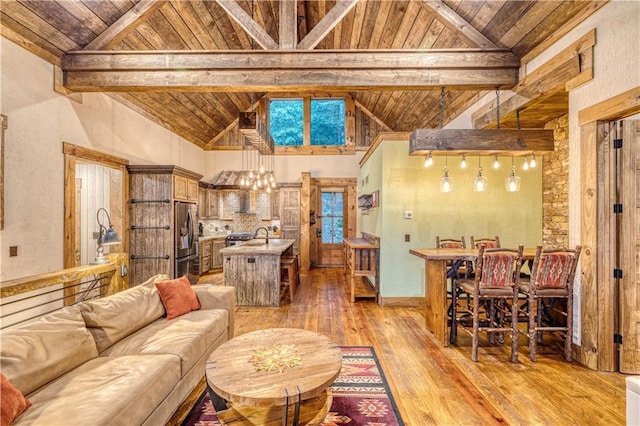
[220,239,294,306]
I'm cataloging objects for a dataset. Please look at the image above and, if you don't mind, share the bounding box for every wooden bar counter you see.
[220,239,294,307]
[410,247,536,346]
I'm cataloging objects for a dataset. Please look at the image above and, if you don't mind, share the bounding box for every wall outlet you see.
[9,246,18,257]
[404,211,413,219]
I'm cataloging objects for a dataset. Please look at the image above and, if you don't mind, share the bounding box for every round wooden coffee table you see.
[205,328,342,425]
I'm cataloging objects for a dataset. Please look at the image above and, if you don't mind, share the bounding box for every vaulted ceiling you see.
[0,0,606,150]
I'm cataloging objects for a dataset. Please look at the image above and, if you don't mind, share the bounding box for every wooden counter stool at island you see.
[281,254,299,302]
[343,233,380,302]
[205,328,342,425]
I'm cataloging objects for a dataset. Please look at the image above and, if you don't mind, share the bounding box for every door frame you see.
[301,174,356,270]
[577,86,640,371]
[63,143,129,282]
[316,186,346,267]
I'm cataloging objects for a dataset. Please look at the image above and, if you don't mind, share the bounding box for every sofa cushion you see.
[79,274,168,353]
[102,309,228,376]
[13,354,180,426]
[1,373,31,426]
[155,275,200,319]
[0,306,98,395]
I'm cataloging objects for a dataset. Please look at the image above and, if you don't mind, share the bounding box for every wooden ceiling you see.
[0,1,606,150]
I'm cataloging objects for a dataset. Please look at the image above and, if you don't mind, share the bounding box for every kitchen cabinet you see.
[127,165,203,285]
[279,184,301,254]
[271,189,280,219]
[199,236,226,274]
[211,239,225,268]
[174,174,198,202]
[198,184,219,219]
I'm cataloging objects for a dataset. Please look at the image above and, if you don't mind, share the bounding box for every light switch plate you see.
[404,211,413,219]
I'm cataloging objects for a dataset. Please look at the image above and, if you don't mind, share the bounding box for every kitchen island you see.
[219,239,294,306]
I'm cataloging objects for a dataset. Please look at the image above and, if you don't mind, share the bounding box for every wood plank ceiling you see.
[0,0,605,150]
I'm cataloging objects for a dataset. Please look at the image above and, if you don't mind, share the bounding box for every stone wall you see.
[542,115,569,248]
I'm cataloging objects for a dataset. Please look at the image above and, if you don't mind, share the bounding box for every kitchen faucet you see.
[254,227,269,244]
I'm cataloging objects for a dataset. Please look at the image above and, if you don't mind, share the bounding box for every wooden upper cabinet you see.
[207,189,219,219]
[199,185,219,219]
[174,174,198,202]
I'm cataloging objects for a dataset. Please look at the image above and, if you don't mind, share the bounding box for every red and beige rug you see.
[182,346,404,426]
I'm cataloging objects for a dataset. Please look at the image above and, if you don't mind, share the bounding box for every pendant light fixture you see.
[505,155,521,192]
[529,153,537,168]
[238,0,277,192]
[460,154,467,169]
[441,155,452,192]
[473,156,487,192]
[493,154,500,169]
[424,151,433,168]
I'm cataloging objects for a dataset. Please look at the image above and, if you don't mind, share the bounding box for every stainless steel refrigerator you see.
[174,201,199,284]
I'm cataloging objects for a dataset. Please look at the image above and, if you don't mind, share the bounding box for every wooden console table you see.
[343,232,380,302]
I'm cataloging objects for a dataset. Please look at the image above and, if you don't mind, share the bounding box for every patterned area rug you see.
[182,346,404,426]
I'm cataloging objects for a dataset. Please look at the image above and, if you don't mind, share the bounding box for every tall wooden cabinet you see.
[127,165,203,285]
[278,184,301,254]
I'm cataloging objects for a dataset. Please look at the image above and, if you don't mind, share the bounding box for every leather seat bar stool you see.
[519,245,581,361]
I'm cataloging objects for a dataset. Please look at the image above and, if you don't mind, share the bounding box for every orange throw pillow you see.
[1,373,31,426]
[155,276,200,319]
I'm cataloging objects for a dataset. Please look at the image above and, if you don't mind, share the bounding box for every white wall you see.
[0,38,204,280]
[203,151,363,183]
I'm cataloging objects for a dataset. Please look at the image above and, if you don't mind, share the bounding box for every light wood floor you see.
[198,268,626,425]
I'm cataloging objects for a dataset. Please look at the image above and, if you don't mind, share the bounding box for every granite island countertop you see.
[218,239,294,255]
[198,234,228,242]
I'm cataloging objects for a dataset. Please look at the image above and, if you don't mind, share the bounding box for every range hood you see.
[237,190,252,214]
[211,171,255,213]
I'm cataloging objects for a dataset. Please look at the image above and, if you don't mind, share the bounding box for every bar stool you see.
[281,254,299,302]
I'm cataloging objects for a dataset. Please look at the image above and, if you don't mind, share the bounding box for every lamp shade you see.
[100,225,121,245]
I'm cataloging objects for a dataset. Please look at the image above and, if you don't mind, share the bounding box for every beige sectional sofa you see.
[0,274,235,426]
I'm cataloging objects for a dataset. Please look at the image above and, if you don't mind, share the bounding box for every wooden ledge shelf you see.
[343,232,380,303]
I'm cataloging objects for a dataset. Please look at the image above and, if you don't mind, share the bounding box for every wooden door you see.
[619,119,640,373]
[317,189,345,266]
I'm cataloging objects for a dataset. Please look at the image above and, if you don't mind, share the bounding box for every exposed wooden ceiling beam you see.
[61,49,519,92]
[279,0,297,50]
[472,29,595,129]
[409,129,555,156]
[83,0,166,50]
[297,0,360,50]
[419,0,498,49]
[214,0,278,50]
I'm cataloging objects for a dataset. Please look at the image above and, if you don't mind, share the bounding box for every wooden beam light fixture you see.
[409,89,554,157]
[238,111,274,155]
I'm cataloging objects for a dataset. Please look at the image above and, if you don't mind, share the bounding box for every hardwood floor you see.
[198,268,626,425]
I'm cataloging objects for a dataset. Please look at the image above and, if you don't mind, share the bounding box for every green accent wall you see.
[360,139,543,298]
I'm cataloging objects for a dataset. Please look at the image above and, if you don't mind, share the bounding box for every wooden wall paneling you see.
[619,120,640,373]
